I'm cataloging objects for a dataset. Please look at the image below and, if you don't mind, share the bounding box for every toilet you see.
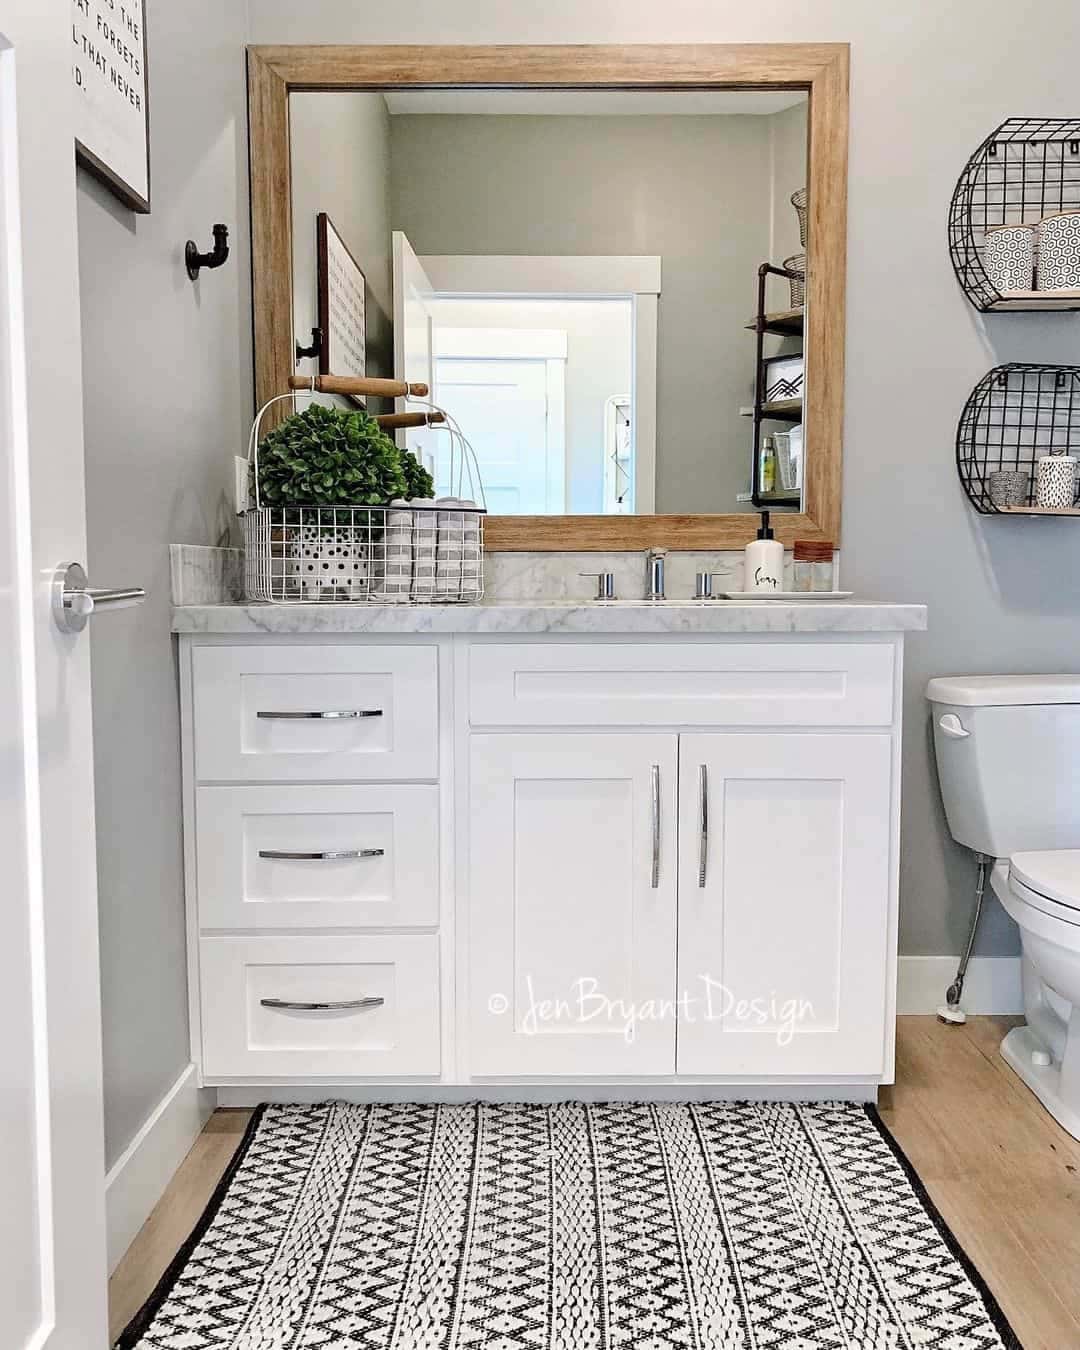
[928,674,1080,1140]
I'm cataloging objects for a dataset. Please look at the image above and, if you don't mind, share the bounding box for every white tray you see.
[718,590,853,601]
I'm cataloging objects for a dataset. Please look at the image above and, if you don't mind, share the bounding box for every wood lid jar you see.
[793,540,835,592]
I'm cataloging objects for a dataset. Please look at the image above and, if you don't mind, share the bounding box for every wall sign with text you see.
[72,0,150,213]
[317,213,368,404]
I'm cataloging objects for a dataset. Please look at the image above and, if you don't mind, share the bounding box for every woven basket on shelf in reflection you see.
[783,253,806,308]
[791,188,808,248]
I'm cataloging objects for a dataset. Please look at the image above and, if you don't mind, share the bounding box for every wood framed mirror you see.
[248,44,848,550]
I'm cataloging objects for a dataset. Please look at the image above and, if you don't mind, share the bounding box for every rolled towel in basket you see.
[459,503,482,600]
[374,499,413,600]
[436,497,480,600]
[410,498,437,600]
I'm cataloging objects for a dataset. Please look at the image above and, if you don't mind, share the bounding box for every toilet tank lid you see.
[926,675,1080,707]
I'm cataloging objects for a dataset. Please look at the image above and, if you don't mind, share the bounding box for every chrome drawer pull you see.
[651,763,661,889]
[256,709,382,720]
[258,848,385,861]
[259,997,385,1012]
[698,764,709,888]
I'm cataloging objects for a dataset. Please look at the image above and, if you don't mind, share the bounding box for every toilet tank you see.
[927,675,1080,858]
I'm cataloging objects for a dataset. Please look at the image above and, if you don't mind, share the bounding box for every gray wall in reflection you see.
[390,112,805,514]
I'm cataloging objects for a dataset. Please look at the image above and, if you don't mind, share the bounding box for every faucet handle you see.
[580,572,616,601]
[694,572,729,600]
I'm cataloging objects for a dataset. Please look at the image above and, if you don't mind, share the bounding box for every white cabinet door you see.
[468,734,678,1076]
[677,733,893,1078]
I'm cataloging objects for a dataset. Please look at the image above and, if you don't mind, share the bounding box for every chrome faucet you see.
[645,548,667,601]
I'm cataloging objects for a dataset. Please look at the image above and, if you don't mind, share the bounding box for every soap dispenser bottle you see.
[744,511,784,593]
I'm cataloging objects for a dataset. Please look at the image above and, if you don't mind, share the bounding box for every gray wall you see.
[770,101,809,274]
[248,0,1080,961]
[290,93,394,406]
[390,113,771,514]
[78,0,250,1167]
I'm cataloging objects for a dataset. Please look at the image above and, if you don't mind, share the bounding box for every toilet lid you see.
[1010,850,1080,909]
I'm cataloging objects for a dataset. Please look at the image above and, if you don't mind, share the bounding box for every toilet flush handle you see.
[938,713,971,740]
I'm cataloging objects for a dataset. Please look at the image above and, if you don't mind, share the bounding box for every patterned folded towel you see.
[373,500,413,600]
[410,498,437,599]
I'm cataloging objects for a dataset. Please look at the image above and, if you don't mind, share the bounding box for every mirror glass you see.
[288,89,809,515]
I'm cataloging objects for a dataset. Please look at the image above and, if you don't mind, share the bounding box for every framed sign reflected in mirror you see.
[316,212,368,405]
[249,44,849,550]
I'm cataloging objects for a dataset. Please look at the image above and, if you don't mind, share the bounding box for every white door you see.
[677,733,893,1078]
[391,230,439,479]
[435,357,559,512]
[1,3,109,1346]
[433,326,566,513]
[468,734,678,1077]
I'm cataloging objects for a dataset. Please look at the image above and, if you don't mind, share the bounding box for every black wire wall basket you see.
[948,118,1080,312]
[957,363,1080,514]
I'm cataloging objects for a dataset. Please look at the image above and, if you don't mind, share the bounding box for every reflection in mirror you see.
[289,89,809,517]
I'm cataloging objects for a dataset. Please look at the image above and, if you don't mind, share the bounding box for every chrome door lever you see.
[52,562,145,634]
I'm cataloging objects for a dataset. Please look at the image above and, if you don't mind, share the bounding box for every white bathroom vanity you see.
[172,601,926,1104]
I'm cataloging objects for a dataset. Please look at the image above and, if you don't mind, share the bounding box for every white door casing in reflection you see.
[1,2,109,1344]
[677,733,893,1078]
[468,733,678,1076]
[392,230,439,478]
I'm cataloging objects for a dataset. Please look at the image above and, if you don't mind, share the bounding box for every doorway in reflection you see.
[429,295,633,514]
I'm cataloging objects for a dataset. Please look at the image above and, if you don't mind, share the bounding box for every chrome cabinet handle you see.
[256,709,382,720]
[698,764,709,887]
[651,763,661,889]
[52,562,145,634]
[258,848,385,861]
[259,997,385,1012]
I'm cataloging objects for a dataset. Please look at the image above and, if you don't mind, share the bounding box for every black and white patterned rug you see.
[118,1101,1018,1349]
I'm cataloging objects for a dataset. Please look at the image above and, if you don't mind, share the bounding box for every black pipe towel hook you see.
[186,223,229,280]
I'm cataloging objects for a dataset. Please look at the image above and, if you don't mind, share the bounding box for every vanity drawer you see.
[191,645,438,782]
[199,934,440,1079]
[196,785,439,930]
[468,642,895,728]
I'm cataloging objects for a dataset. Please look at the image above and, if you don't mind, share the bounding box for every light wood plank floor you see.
[110,1016,1080,1348]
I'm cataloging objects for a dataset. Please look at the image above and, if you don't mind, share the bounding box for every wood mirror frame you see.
[248,43,848,550]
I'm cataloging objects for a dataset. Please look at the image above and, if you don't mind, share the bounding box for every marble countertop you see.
[172,601,928,635]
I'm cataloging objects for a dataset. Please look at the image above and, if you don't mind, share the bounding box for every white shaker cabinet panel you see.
[468,642,895,728]
[196,785,439,930]
[191,645,438,782]
[200,934,441,1079]
[467,733,678,1076]
[676,733,893,1078]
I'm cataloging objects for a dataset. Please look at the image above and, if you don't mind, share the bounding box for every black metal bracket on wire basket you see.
[948,119,1080,312]
[956,363,1080,513]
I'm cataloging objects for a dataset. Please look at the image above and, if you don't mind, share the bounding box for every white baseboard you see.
[104,1063,215,1272]
[897,955,1023,1016]
[216,1083,878,1108]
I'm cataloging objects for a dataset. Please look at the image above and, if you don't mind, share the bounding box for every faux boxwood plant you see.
[253,403,409,507]
[400,444,435,500]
